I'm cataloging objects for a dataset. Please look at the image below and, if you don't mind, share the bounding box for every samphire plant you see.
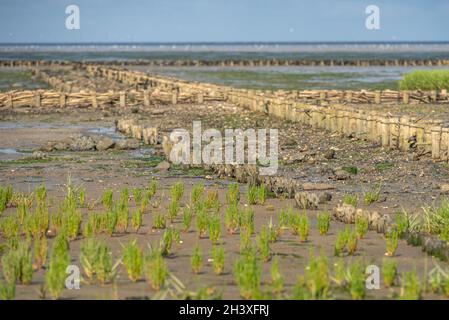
[343,193,358,207]
[233,248,261,300]
[385,230,399,257]
[270,256,284,294]
[247,184,258,205]
[159,228,180,256]
[131,209,142,233]
[334,227,350,257]
[144,248,168,291]
[122,239,143,282]
[190,183,204,207]
[225,204,239,234]
[355,215,369,239]
[382,258,397,288]
[400,271,421,300]
[191,244,203,274]
[208,213,222,245]
[1,242,33,285]
[46,234,71,299]
[211,245,225,275]
[0,185,13,214]
[182,205,193,232]
[347,260,366,300]
[152,211,166,230]
[102,189,114,211]
[170,181,185,203]
[304,251,330,299]
[257,226,271,262]
[317,211,331,236]
[80,238,117,285]
[33,236,48,270]
[226,183,240,206]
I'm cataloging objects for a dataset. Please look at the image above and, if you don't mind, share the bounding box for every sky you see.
[0,0,448,43]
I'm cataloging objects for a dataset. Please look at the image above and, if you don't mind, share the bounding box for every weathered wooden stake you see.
[119,91,126,107]
[431,125,442,160]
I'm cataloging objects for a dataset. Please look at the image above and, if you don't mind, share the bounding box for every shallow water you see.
[0,147,24,160]
[1,42,449,61]
[136,65,449,90]
[0,122,123,139]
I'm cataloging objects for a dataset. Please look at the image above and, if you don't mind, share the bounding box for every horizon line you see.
[1,41,449,46]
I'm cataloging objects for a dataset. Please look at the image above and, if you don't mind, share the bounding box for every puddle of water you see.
[0,147,24,160]
[131,148,155,158]
[0,148,21,155]
[0,122,124,140]
[0,121,126,144]
[87,127,125,140]
[22,176,45,183]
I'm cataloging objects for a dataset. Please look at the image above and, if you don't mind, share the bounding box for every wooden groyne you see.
[83,64,449,105]
[3,61,449,162]
[85,64,449,162]
[0,88,221,108]
[1,58,449,68]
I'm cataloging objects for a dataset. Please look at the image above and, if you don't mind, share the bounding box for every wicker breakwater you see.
[2,61,449,161]
[2,58,449,67]
[85,64,449,161]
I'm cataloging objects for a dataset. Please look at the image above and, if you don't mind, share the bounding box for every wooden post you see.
[389,117,399,149]
[197,92,204,104]
[349,110,357,136]
[380,116,390,147]
[345,91,352,103]
[374,91,381,104]
[7,93,13,108]
[319,91,327,104]
[119,91,126,107]
[143,90,150,107]
[330,107,338,132]
[402,91,410,104]
[441,89,447,101]
[356,110,365,139]
[431,90,437,102]
[336,107,344,133]
[59,93,66,108]
[441,127,449,161]
[399,116,410,151]
[431,125,442,160]
[34,92,41,107]
[171,91,178,105]
[91,92,98,108]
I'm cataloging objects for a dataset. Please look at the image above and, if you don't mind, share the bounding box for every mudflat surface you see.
[0,105,448,299]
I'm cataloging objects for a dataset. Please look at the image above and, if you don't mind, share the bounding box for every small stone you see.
[441,184,449,193]
[302,183,335,191]
[31,151,47,159]
[53,142,70,151]
[40,141,56,152]
[333,169,351,180]
[324,149,335,159]
[285,154,306,165]
[154,160,170,172]
[96,137,115,151]
[115,139,140,150]
[70,135,96,151]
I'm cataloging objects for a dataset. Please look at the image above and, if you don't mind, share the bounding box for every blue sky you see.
[0,0,448,43]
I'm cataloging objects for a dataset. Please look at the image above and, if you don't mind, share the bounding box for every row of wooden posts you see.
[3,61,449,161]
[83,64,449,105]
[83,64,449,161]
[2,58,449,67]
[0,89,209,108]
